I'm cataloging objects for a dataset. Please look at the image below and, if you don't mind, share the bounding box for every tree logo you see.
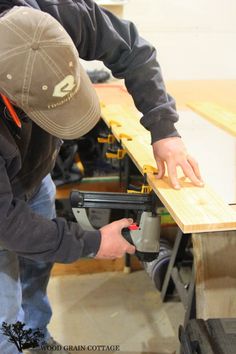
[0,321,44,352]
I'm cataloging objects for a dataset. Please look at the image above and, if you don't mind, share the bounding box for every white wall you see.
[123,0,236,80]
[87,0,236,80]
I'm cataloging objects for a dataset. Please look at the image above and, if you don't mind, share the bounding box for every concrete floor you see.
[48,270,184,354]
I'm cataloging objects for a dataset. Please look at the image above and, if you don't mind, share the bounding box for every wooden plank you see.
[147,173,236,234]
[192,231,236,318]
[101,103,143,142]
[187,101,236,137]
[124,137,236,233]
[95,84,236,233]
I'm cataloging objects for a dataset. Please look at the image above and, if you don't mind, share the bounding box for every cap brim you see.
[25,63,101,139]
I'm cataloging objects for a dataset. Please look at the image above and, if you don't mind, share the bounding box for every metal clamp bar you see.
[70,190,156,211]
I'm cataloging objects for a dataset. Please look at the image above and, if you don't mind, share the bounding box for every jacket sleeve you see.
[0,156,101,263]
[43,0,180,143]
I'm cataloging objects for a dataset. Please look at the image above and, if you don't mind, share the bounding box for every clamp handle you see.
[97,133,115,144]
[106,147,126,160]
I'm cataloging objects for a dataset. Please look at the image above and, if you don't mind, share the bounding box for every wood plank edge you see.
[187,101,236,138]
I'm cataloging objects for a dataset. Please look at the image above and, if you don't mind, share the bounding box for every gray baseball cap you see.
[0,6,101,139]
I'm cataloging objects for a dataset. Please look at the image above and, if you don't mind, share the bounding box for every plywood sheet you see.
[95,84,236,233]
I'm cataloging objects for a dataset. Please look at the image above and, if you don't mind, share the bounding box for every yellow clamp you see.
[142,165,158,193]
[97,134,115,144]
[127,184,152,194]
[143,165,158,174]
[119,133,132,141]
[109,120,122,128]
[127,165,158,194]
[74,152,85,175]
[106,149,127,160]
[140,184,152,194]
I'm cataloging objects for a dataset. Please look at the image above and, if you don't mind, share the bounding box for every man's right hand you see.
[152,137,204,189]
[95,218,136,259]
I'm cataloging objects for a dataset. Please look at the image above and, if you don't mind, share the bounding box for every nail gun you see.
[70,191,161,262]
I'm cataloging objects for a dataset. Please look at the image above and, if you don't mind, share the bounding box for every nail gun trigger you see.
[128,223,140,231]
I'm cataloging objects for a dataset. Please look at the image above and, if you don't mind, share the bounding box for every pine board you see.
[123,138,236,233]
[95,84,236,233]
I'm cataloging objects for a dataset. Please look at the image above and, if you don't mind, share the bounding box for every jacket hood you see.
[0,1,22,13]
[0,0,40,14]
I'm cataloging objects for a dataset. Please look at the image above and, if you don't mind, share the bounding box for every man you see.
[0,1,203,353]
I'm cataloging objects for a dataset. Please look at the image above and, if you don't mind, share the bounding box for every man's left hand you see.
[152,137,204,189]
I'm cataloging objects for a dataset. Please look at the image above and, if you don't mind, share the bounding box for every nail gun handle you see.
[122,226,160,263]
[121,228,134,246]
[122,228,148,262]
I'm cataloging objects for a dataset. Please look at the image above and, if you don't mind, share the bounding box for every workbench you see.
[95,80,236,320]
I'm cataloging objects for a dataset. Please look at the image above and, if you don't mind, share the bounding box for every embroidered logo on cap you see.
[53,75,76,98]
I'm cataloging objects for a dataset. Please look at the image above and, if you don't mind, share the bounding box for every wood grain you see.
[188,102,236,137]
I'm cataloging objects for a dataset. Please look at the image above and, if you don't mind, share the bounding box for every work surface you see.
[95,82,236,234]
